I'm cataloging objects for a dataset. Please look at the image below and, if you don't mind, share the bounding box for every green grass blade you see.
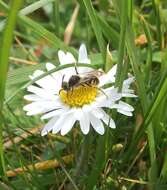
[125,24,148,112]
[0,0,22,176]
[52,0,60,36]
[160,153,167,184]
[151,0,162,49]
[82,0,106,63]
[114,0,128,90]
[20,0,55,15]
[98,15,119,49]
[140,16,153,83]
[128,0,133,24]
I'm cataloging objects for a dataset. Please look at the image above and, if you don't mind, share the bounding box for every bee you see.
[59,70,104,94]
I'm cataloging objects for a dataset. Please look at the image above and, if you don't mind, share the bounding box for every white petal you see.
[99,74,115,87]
[58,50,66,65]
[51,110,78,134]
[24,94,42,101]
[74,108,84,120]
[45,63,64,87]
[91,108,104,119]
[103,87,122,101]
[121,77,135,94]
[78,44,90,64]
[66,52,76,63]
[34,75,58,93]
[41,117,58,136]
[46,62,56,71]
[52,116,66,134]
[23,100,61,112]
[117,109,133,116]
[59,67,77,82]
[90,114,105,135]
[99,65,117,86]
[29,63,62,94]
[27,85,56,99]
[114,101,134,112]
[26,107,46,116]
[48,70,64,91]
[107,117,116,129]
[123,77,135,86]
[122,93,137,98]
[79,112,90,135]
[82,104,92,113]
[108,64,117,77]
[23,102,42,111]
[100,110,116,129]
[29,70,44,80]
[123,89,135,94]
[41,109,64,120]
[24,101,59,115]
[58,50,76,65]
[77,66,93,74]
[94,88,121,108]
[60,114,76,135]
[93,97,114,109]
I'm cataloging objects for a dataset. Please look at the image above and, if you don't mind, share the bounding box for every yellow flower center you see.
[59,85,98,107]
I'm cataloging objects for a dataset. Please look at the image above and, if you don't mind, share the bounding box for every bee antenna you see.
[74,62,79,74]
[61,75,65,86]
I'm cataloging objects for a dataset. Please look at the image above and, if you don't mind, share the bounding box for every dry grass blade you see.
[6,154,74,177]
[9,57,38,65]
[64,4,79,45]
[119,176,148,185]
[4,126,41,149]
[4,126,69,149]
[15,36,30,55]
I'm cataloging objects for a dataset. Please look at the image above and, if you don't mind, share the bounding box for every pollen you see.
[59,85,98,107]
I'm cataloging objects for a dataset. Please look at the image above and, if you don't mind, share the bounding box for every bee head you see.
[68,75,81,88]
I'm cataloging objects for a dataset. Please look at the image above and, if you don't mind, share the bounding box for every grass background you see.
[0,0,167,189]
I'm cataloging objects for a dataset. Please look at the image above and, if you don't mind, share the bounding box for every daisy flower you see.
[23,44,136,136]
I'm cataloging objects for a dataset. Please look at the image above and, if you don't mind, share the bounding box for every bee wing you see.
[79,70,104,77]
[79,77,90,84]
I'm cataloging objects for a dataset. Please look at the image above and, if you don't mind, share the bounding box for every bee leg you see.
[80,83,86,87]
[71,87,74,96]
[84,82,92,87]
[67,90,69,98]
[59,88,63,94]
